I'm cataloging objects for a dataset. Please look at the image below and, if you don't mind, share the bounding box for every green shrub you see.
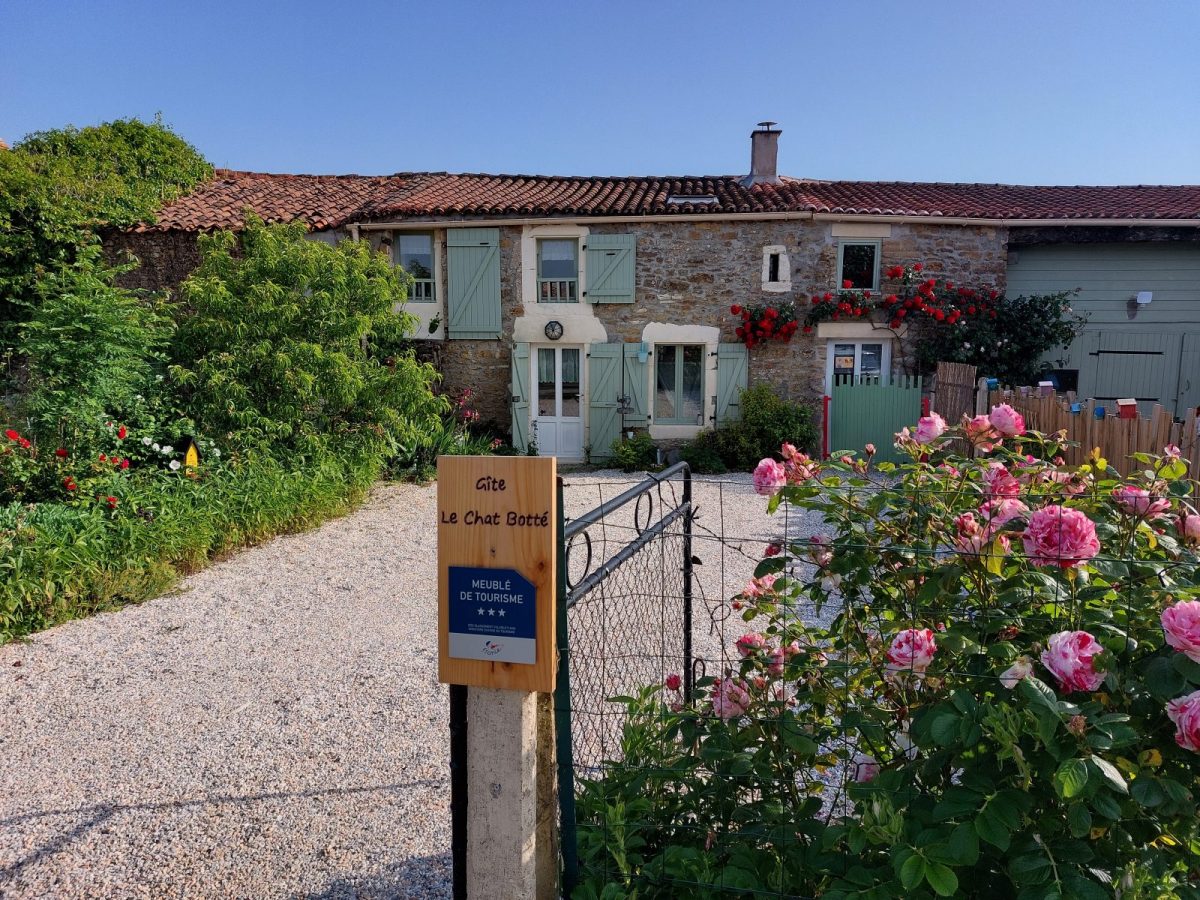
[170,216,445,456]
[21,248,172,446]
[679,432,727,474]
[610,431,657,473]
[0,117,211,342]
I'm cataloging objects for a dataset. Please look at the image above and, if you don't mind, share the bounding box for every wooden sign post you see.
[438,455,557,899]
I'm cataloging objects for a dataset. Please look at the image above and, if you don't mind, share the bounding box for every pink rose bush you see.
[1021,504,1100,568]
[588,417,1200,896]
[1040,630,1107,692]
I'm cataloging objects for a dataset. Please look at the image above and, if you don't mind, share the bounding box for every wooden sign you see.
[437,455,556,692]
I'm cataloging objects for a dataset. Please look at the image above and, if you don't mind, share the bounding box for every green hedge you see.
[0,447,382,642]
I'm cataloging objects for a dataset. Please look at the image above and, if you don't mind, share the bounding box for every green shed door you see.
[587,343,621,461]
[510,343,530,452]
[622,344,650,426]
[447,228,501,339]
[585,234,635,303]
[715,344,749,424]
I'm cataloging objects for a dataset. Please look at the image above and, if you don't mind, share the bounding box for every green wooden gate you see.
[829,375,923,464]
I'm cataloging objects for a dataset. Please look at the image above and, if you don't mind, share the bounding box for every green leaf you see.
[975,806,1011,851]
[1089,757,1128,795]
[947,824,980,866]
[924,862,959,897]
[1067,802,1092,838]
[1053,758,1090,799]
[898,853,925,890]
[1130,775,1166,808]
[929,710,960,748]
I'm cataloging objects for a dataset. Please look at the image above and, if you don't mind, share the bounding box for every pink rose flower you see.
[664,673,682,691]
[983,463,1022,499]
[711,677,751,720]
[742,573,778,598]
[864,443,876,456]
[886,628,937,676]
[1167,690,1200,752]
[753,458,787,496]
[852,753,880,783]
[999,655,1033,689]
[957,531,1010,561]
[808,534,833,567]
[735,632,769,658]
[1022,505,1100,568]
[785,453,818,484]
[1181,514,1200,548]
[989,403,1025,437]
[913,413,948,445]
[955,512,982,538]
[1043,470,1089,495]
[1040,630,1106,692]
[978,498,1030,527]
[965,414,1001,451]
[1164,444,1182,460]
[780,442,799,460]
[767,647,786,676]
[1162,600,1200,664]
[1112,485,1171,519]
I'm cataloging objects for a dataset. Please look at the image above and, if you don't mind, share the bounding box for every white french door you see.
[532,346,584,460]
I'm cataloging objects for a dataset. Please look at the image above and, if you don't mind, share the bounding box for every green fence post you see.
[553,477,579,895]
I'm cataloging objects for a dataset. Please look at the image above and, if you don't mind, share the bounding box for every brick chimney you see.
[740,122,781,186]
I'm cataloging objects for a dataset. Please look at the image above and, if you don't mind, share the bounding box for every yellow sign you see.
[437,455,557,692]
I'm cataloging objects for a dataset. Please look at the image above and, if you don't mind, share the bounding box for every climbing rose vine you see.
[574,410,1200,899]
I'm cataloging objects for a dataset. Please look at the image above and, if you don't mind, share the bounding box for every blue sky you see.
[3,0,1198,185]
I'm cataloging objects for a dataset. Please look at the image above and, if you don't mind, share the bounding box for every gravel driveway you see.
[0,470,818,899]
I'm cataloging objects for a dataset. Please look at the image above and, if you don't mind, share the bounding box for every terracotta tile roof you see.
[137,168,1200,232]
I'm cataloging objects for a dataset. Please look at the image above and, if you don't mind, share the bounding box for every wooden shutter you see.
[716,343,749,424]
[447,228,501,339]
[622,343,650,426]
[510,343,530,452]
[587,343,622,461]
[585,234,635,304]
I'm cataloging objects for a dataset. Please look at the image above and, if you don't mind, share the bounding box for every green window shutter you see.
[510,343,530,452]
[447,228,501,339]
[622,343,650,426]
[587,343,622,461]
[716,343,749,425]
[585,234,636,304]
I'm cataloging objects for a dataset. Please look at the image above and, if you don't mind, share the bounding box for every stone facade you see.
[105,217,1011,439]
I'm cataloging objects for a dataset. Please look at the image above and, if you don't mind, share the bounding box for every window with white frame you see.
[395,232,435,301]
[655,344,705,424]
[825,339,891,389]
[537,239,578,302]
[761,244,791,292]
[837,240,881,291]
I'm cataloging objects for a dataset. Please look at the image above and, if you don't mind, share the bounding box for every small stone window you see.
[761,245,791,293]
[837,240,881,291]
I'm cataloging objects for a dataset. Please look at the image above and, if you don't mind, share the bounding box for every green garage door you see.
[1006,242,1200,416]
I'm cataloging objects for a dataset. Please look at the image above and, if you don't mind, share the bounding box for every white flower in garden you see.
[152,443,160,451]
[212,448,221,458]
[142,437,153,446]
[820,573,842,594]
[169,460,181,471]
[162,445,173,454]
[999,656,1033,689]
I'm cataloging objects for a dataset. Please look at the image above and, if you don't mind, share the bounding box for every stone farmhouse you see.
[108,125,1200,461]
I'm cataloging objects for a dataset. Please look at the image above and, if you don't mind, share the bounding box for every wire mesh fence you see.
[555,443,1200,899]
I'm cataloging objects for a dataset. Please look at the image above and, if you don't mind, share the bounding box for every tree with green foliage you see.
[169,216,447,457]
[0,116,211,340]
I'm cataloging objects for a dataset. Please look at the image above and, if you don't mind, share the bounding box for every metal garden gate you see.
[553,462,695,895]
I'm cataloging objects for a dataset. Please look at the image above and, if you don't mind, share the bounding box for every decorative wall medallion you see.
[544,320,564,340]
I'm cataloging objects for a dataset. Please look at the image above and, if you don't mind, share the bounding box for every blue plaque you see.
[448,566,537,664]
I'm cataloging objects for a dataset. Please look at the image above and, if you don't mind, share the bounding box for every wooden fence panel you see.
[933,362,979,425]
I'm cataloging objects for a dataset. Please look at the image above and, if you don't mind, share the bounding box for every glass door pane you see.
[655,346,677,419]
[833,343,856,384]
[681,345,703,422]
[537,348,556,416]
[860,343,883,380]
[561,349,580,417]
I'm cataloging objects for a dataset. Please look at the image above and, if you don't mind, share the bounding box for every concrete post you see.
[467,687,547,899]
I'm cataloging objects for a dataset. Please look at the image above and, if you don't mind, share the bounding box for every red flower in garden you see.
[890,319,901,328]
[934,310,946,321]
[803,325,813,333]
[117,425,127,440]
[120,459,129,470]
[55,447,68,458]
[885,265,904,279]
[106,496,118,509]
[19,438,30,449]
[4,429,18,441]
[913,263,924,272]
[99,454,107,462]
[731,305,742,315]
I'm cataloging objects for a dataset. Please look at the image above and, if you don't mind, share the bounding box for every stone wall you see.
[103,230,201,293]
